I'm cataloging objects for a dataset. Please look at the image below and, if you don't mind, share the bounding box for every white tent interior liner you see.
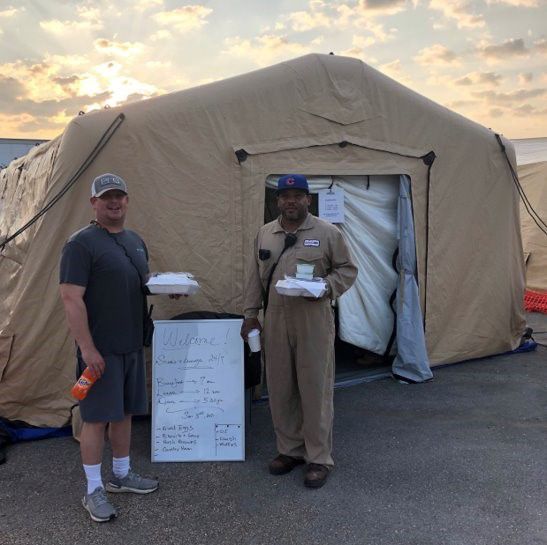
[265,174,432,382]
[266,174,398,353]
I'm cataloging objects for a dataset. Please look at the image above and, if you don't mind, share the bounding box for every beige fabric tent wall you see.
[513,138,547,293]
[0,54,525,428]
[518,161,547,292]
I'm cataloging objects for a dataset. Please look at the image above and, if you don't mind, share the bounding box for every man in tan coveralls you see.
[241,174,357,488]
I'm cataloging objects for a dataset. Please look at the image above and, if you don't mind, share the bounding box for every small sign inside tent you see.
[318,187,345,223]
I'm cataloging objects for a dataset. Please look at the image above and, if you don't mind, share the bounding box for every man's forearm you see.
[62,297,96,352]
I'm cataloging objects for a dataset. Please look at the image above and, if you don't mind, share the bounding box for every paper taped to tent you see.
[0,53,527,429]
[514,138,547,312]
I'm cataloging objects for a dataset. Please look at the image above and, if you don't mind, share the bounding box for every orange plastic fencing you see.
[524,289,547,314]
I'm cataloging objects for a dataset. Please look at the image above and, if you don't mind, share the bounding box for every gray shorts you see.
[77,349,148,423]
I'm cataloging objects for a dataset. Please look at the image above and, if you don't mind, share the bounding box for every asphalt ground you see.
[1,331,546,545]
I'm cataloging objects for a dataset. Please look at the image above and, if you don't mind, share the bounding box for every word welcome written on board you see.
[151,319,245,462]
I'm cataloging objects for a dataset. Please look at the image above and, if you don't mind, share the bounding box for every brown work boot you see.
[304,463,330,488]
[268,454,305,475]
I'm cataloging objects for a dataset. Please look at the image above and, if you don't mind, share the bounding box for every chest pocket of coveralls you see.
[294,248,327,278]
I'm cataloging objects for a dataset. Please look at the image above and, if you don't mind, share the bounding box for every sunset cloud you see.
[0,70,112,118]
[513,103,535,116]
[342,34,376,57]
[485,0,539,6]
[448,99,479,108]
[149,29,173,41]
[134,0,164,11]
[286,1,331,31]
[340,36,376,59]
[152,5,213,32]
[357,0,410,15]
[0,57,89,103]
[40,17,103,35]
[283,0,397,43]
[0,0,545,139]
[478,38,529,59]
[94,39,146,58]
[454,71,502,86]
[76,6,102,21]
[51,75,81,96]
[414,44,460,65]
[472,88,547,104]
[0,52,159,126]
[0,6,23,18]
[534,38,547,54]
[428,0,485,29]
[222,34,311,66]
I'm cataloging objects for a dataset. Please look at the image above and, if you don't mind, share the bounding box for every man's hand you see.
[60,283,105,379]
[80,346,106,379]
[240,317,262,341]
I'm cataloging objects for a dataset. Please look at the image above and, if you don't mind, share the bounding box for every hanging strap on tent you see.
[494,133,547,237]
[383,247,399,360]
[0,113,126,252]
[421,151,435,326]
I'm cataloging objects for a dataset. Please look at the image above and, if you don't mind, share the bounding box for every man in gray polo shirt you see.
[60,173,157,522]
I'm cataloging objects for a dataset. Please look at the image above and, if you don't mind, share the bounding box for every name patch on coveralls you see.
[304,239,320,247]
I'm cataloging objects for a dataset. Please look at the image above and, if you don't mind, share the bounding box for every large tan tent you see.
[0,54,526,428]
[513,138,547,302]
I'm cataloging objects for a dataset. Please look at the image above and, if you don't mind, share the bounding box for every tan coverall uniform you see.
[244,213,357,467]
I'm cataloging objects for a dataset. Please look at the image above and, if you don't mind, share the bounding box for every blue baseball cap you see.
[277,174,309,194]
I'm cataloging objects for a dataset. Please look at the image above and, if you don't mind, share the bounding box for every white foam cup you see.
[247,328,261,352]
[296,263,314,280]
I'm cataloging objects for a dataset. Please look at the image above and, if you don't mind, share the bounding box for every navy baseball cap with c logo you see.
[277,174,309,194]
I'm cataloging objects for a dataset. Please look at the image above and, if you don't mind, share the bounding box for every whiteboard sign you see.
[151,319,245,462]
[318,187,345,223]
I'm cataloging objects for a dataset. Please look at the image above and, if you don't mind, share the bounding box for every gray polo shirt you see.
[60,224,149,355]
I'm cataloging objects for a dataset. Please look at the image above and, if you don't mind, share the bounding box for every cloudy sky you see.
[1,0,546,140]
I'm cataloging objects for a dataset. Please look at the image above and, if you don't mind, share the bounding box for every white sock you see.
[83,463,103,494]
[112,456,130,479]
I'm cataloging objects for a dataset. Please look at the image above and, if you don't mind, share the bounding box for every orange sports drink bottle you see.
[71,368,97,400]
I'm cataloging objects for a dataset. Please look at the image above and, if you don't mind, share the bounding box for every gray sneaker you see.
[82,487,117,522]
[106,469,158,494]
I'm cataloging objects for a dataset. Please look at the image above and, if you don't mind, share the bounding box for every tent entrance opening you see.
[264,174,403,384]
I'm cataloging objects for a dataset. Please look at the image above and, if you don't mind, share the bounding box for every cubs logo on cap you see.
[277,174,309,194]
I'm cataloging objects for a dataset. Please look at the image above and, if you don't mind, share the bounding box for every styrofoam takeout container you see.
[146,272,200,295]
[275,276,327,298]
